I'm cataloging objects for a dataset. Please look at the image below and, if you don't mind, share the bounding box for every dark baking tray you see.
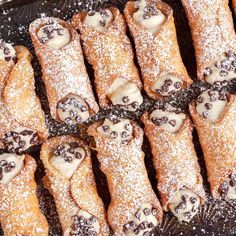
[0,0,236,235]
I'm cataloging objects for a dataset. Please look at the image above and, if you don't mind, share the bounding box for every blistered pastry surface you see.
[124,0,192,100]
[190,96,236,199]
[181,0,236,80]
[29,17,99,121]
[72,7,143,109]
[88,121,163,235]
[142,112,206,211]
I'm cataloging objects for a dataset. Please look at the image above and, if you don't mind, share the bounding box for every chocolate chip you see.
[184,212,192,219]
[210,95,217,102]
[3,47,10,55]
[67,148,74,154]
[143,208,150,216]
[123,223,131,231]
[205,103,212,110]
[70,110,76,118]
[125,124,132,131]
[190,197,197,204]
[220,70,228,77]
[162,85,169,92]
[161,116,168,123]
[169,120,176,127]
[75,152,82,159]
[121,131,128,139]
[4,165,11,173]
[229,179,236,187]
[48,31,55,39]
[122,96,129,104]
[5,56,11,61]
[20,130,33,136]
[0,160,7,166]
[81,105,88,112]
[219,93,227,101]
[121,140,129,145]
[204,67,212,76]
[111,131,118,139]
[9,161,16,168]
[202,111,209,118]
[148,222,155,228]
[174,82,182,89]
[19,140,26,148]
[30,133,38,145]
[182,194,189,202]
[73,215,79,222]
[102,125,109,132]
[155,89,163,95]
[220,181,229,194]
[152,208,157,216]
[143,232,151,236]
[143,13,151,19]
[64,156,73,163]
[197,96,203,103]
[178,201,186,209]
[75,116,82,123]
[230,173,236,181]
[135,210,141,220]
[133,228,139,235]
[208,91,216,97]
[165,78,173,86]
[151,117,161,126]
[57,28,64,35]
[175,206,181,213]
[131,102,139,109]
[100,19,106,27]
[139,221,148,230]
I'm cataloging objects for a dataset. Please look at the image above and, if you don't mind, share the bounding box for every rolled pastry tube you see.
[0,42,48,153]
[124,0,192,100]
[190,89,236,200]
[181,0,236,86]
[141,104,206,222]
[72,8,143,111]
[40,135,110,236]
[88,119,163,235]
[0,153,49,235]
[29,17,99,125]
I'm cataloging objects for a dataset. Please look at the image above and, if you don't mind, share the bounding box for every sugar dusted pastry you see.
[0,43,48,152]
[181,0,236,85]
[29,17,99,125]
[142,105,206,222]
[0,153,49,235]
[40,136,110,236]
[72,8,143,111]
[124,0,192,100]
[88,119,163,235]
[190,90,236,200]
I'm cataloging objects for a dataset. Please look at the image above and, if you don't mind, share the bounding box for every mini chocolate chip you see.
[121,131,128,139]
[134,210,141,220]
[143,232,151,236]
[9,161,16,168]
[152,208,157,216]
[67,148,74,154]
[70,142,79,148]
[72,215,79,222]
[139,221,148,230]
[220,181,229,194]
[161,116,168,123]
[4,165,11,173]
[19,140,26,148]
[155,89,163,95]
[121,140,129,145]
[75,116,82,123]
[220,70,228,77]
[190,197,197,204]
[75,152,82,159]
[81,105,88,112]
[0,160,7,166]
[229,179,236,187]
[102,125,109,132]
[143,208,151,216]
[57,28,64,35]
[64,156,73,163]
[4,47,10,55]
[70,110,76,118]
[165,78,173,86]
[182,194,189,202]
[47,31,55,39]
[215,61,222,69]
[125,124,132,131]
[162,85,169,92]
[202,111,209,118]
[131,102,139,109]
[65,116,73,124]
[122,96,129,104]
[174,82,182,89]
[208,91,216,97]
[143,13,151,19]
[210,95,217,102]
[221,80,228,87]
[148,222,155,228]
[134,228,139,235]
[178,201,186,209]
[230,173,236,181]
[111,131,118,139]
[197,96,203,103]
[175,108,182,114]
[123,223,131,231]
[20,130,34,136]
[175,206,181,213]
[205,103,212,110]
[100,19,106,27]
[219,94,227,101]
[90,216,96,223]
[5,56,11,61]
[169,120,176,127]
[184,212,192,219]
[204,67,212,76]
[151,117,161,126]
[16,147,24,153]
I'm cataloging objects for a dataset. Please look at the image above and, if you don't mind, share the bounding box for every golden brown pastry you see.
[190,89,236,200]
[181,0,236,86]
[72,8,144,111]
[124,0,192,99]
[141,104,206,222]
[0,153,49,235]
[0,42,48,152]
[29,17,99,125]
[88,118,163,235]
[40,135,110,236]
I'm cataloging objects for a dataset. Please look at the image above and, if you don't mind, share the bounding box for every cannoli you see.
[190,89,236,200]
[72,8,143,111]
[181,0,236,85]
[88,118,163,235]
[40,135,110,236]
[0,153,49,235]
[0,41,48,152]
[141,104,206,222]
[124,0,192,100]
[29,17,99,125]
